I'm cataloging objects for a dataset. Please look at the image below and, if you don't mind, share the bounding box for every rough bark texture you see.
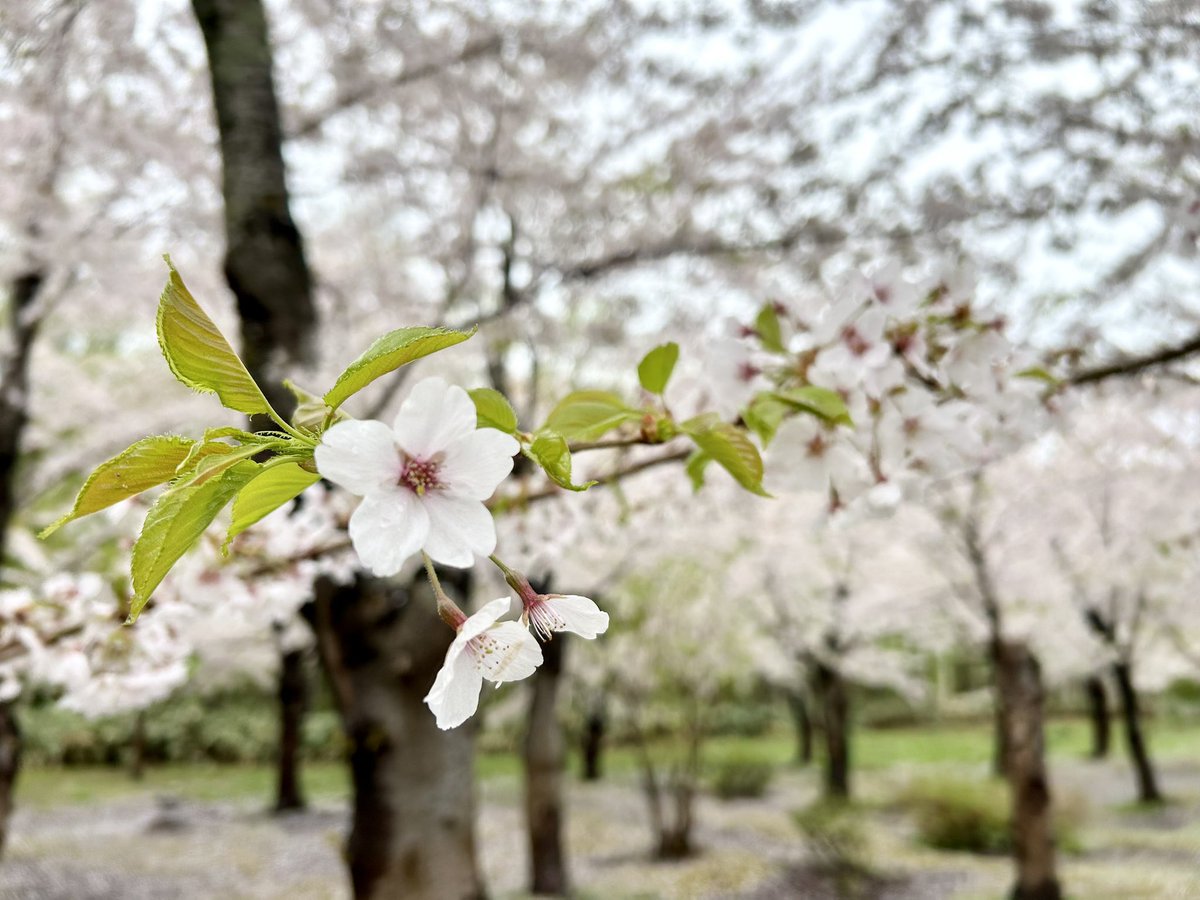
[310,571,485,900]
[524,634,568,896]
[0,703,20,858]
[580,703,606,781]
[813,661,850,799]
[785,686,813,766]
[191,0,319,816]
[1113,662,1162,803]
[997,642,1062,900]
[275,648,308,811]
[1084,676,1110,760]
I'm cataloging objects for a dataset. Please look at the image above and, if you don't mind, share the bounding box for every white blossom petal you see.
[348,487,429,576]
[550,594,610,639]
[314,420,400,495]
[424,642,483,730]
[393,377,478,458]
[440,429,520,500]
[471,620,543,683]
[422,493,496,568]
[458,596,513,643]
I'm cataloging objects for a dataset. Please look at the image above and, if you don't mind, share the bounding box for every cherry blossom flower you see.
[314,377,519,575]
[424,596,543,729]
[522,592,610,640]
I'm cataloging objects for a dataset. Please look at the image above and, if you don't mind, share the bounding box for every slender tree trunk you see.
[580,701,606,781]
[813,661,850,799]
[275,648,307,811]
[0,271,43,857]
[524,635,568,895]
[785,686,813,766]
[990,635,1011,778]
[0,703,20,857]
[310,571,485,900]
[1084,676,1109,760]
[129,710,147,781]
[997,641,1061,900]
[190,0,320,817]
[1112,662,1162,803]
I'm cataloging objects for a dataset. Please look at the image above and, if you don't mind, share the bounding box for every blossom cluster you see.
[314,376,608,729]
[704,262,1050,513]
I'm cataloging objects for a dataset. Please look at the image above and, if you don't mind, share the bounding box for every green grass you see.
[15,717,1200,809]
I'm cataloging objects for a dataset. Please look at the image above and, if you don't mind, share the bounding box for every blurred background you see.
[3,1,1200,898]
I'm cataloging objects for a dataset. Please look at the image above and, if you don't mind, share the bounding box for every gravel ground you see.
[1,757,1198,899]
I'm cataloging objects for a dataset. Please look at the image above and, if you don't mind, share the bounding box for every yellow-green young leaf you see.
[637,342,680,395]
[469,387,519,433]
[284,379,347,434]
[682,415,769,496]
[178,441,278,487]
[755,303,785,352]
[223,462,320,552]
[685,450,712,492]
[324,326,476,411]
[128,460,261,622]
[773,386,853,426]
[157,259,274,416]
[743,393,791,446]
[527,432,596,492]
[1017,366,1061,387]
[40,435,195,538]
[542,391,641,442]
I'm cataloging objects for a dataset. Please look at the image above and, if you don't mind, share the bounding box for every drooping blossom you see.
[522,592,610,640]
[424,596,543,729]
[314,377,519,575]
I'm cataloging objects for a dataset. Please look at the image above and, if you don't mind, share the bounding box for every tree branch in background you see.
[1069,330,1200,385]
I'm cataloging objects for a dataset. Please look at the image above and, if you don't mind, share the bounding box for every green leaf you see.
[469,388,519,433]
[755,304,785,352]
[681,415,769,496]
[542,391,641,443]
[223,462,320,552]
[637,342,680,395]
[685,450,712,492]
[324,326,476,411]
[772,386,853,426]
[527,432,596,492]
[178,441,279,487]
[284,379,346,434]
[128,460,261,622]
[1017,366,1061,386]
[157,258,275,417]
[40,435,195,538]
[743,394,791,446]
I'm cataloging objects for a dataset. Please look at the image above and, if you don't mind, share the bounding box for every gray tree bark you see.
[1113,661,1162,803]
[813,660,850,799]
[1084,675,1110,760]
[524,634,568,895]
[310,570,485,900]
[191,0,319,815]
[997,641,1062,900]
[0,703,19,858]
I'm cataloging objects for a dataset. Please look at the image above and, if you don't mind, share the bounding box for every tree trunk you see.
[129,710,147,781]
[275,648,307,812]
[190,0,320,817]
[813,661,850,799]
[580,701,606,781]
[1084,676,1109,760]
[524,634,568,896]
[997,641,1061,900]
[990,635,1011,778]
[1112,661,1162,803]
[310,571,485,900]
[0,703,20,858]
[190,0,316,417]
[0,271,44,569]
[785,687,813,766]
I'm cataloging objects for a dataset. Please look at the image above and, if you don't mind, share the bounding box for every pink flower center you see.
[525,598,565,641]
[737,361,761,383]
[398,454,443,495]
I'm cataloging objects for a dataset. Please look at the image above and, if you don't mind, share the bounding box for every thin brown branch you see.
[1069,330,1200,385]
